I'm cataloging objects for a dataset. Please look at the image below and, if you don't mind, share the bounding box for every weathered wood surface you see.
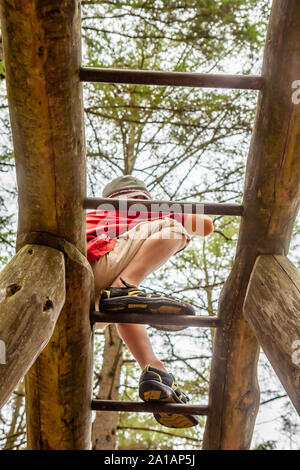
[203,0,300,449]
[0,0,94,449]
[244,255,300,415]
[0,245,65,408]
[25,247,94,450]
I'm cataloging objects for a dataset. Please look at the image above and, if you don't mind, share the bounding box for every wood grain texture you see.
[0,245,65,408]
[0,0,94,449]
[0,0,86,253]
[244,255,300,414]
[25,248,94,450]
[203,0,300,449]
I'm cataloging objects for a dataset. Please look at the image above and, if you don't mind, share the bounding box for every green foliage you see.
[0,61,5,79]
[83,0,295,451]
[82,0,269,204]
[255,440,277,450]
[0,74,17,267]
[0,213,15,266]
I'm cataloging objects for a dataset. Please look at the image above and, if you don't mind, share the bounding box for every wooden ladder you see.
[79,63,263,421]
[79,64,258,419]
[79,6,300,446]
[0,0,299,450]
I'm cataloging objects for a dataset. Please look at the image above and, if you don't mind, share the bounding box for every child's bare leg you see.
[116,323,166,371]
[112,230,187,372]
[111,229,187,287]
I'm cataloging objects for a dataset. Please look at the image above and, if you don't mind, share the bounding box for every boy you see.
[87,175,214,428]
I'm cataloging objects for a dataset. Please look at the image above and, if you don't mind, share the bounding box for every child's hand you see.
[183,214,214,237]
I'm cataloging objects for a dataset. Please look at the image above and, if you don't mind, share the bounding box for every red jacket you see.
[86,210,186,262]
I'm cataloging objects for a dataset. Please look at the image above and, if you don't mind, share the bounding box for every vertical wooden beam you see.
[92,325,123,450]
[25,245,94,450]
[244,255,300,415]
[203,0,300,449]
[0,0,94,449]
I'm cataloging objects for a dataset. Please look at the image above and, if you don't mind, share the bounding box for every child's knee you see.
[151,227,188,250]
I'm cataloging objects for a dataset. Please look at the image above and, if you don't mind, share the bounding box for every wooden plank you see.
[91,400,209,415]
[244,255,300,414]
[0,0,94,449]
[92,312,220,328]
[203,0,300,450]
[80,67,264,90]
[0,245,65,408]
[84,197,243,216]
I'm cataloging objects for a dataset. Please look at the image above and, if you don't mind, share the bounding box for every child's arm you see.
[183,213,214,237]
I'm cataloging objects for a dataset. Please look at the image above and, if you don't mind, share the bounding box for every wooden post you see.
[25,244,94,450]
[0,245,65,408]
[203,0,300,449]
[0,0,94,449]
[244,255,300,415]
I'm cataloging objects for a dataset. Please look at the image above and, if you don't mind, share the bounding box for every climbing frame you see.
[0,0,299,450]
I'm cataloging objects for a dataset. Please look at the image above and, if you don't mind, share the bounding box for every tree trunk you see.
[0,244,65,409]
[203,0,300,449]
[92,325,123,450]
[244,255,300,415]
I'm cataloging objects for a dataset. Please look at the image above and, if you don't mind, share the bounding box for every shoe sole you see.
[100,296,195,331]
[139,380,199,429]
[100,296,195,316]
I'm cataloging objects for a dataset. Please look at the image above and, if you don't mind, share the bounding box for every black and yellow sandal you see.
[99,278,195,332]
[139,365,199,429]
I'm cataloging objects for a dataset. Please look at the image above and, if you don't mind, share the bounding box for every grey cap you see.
[102,175,152,200]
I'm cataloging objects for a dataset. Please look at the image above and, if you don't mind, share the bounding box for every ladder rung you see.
[84,197,243,216]
[92,312,220,328]
[80,67,264,91]
[91,399,209,415]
